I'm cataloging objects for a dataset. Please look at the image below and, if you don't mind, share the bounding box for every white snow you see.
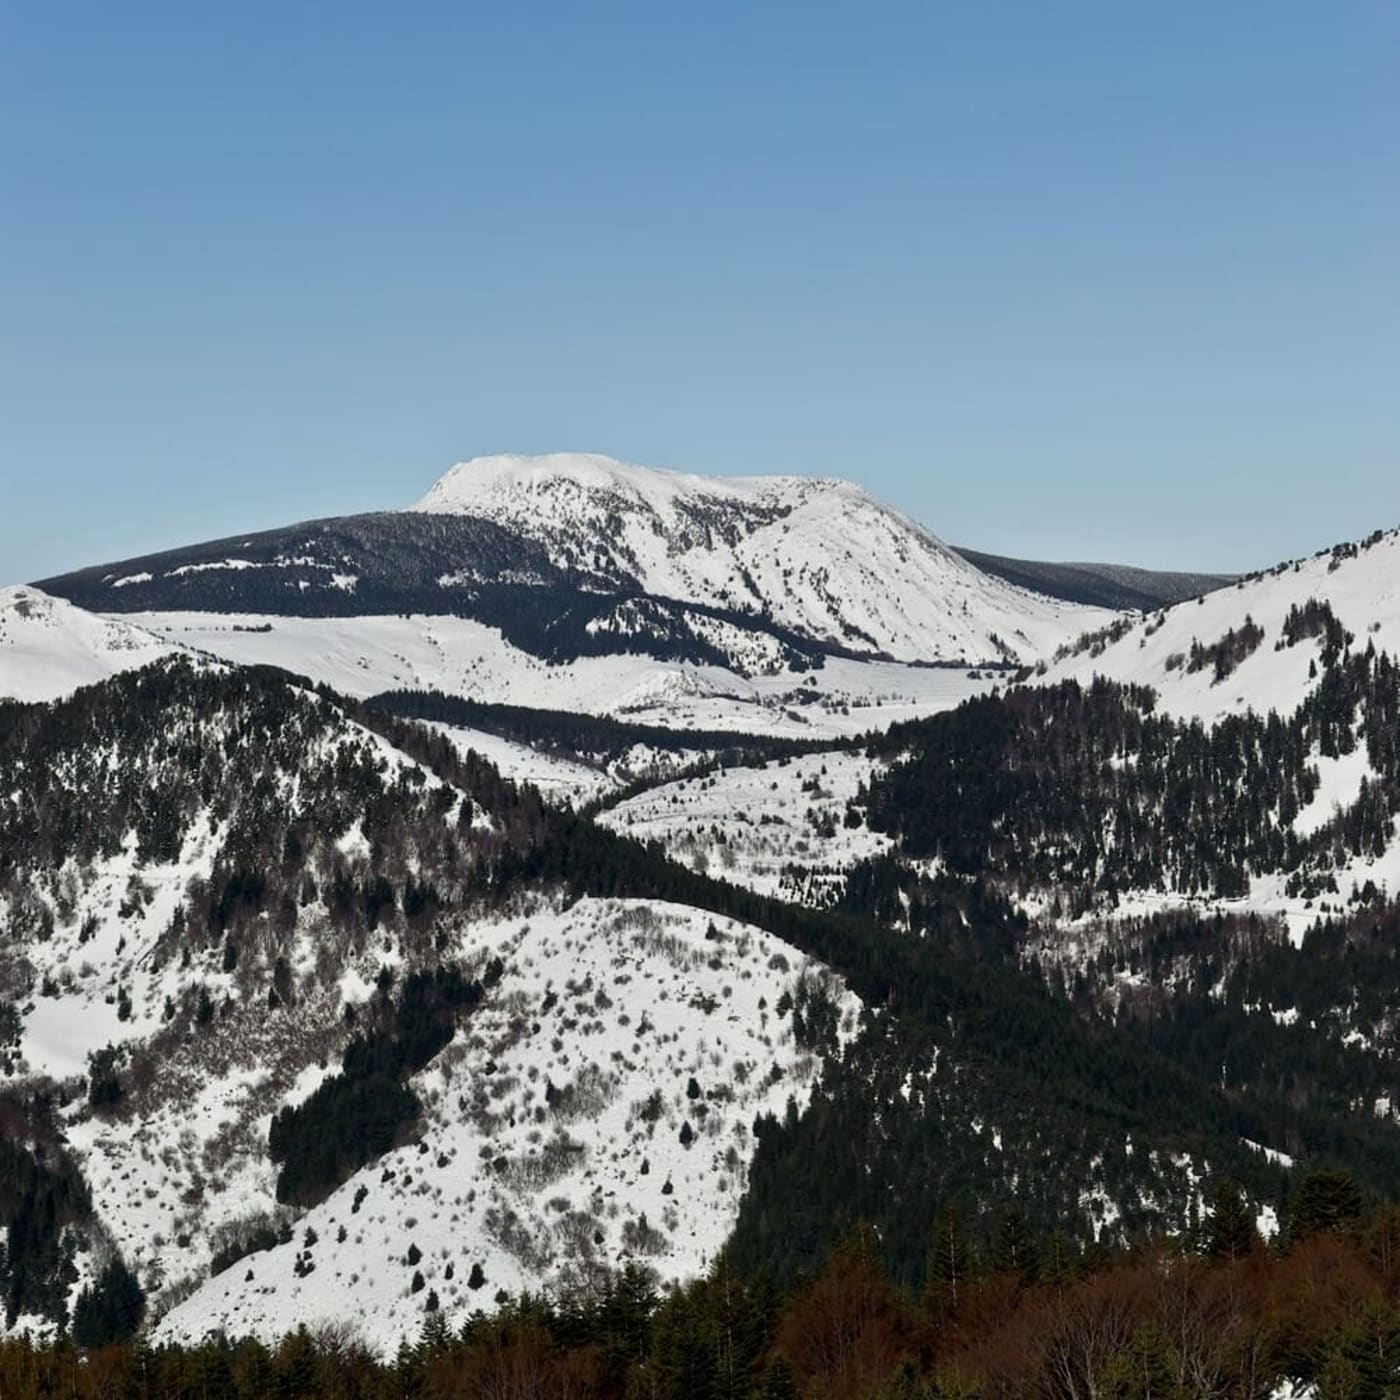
[124,610,1001,738]
[153,896,860,1355]
[166,558,262,577]
[0,586,176,702]
[425,721,617,806]
[412,453,1114,666]
[1242,1137,1296,1169]
[1042,527,1400,723]
[599,749,889,902]
[1293,745,1375,839]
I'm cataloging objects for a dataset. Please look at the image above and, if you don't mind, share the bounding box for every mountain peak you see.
[30,455,1116,676]
[402,452,1108,664]
[411,451,825,517]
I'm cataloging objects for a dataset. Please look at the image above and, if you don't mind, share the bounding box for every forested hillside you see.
[7,640,1400,1357]
[5,501,1400,1389]
[3,1180,1399,1397]
[0,659,862,1350]
[863,627,1399,907]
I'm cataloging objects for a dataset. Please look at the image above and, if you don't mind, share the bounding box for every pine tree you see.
[991,1207,1040,1282]
[600,1261,656,1368]
[753,1355,797,1399]
[1353,1296,1400,1393]
[706,1255,771,1400]
[1100,1322,1180,1399]
[276,1325,319,1398]
[1292,1170,1365,1242]
[924,1209,973,1316]
[1203,1180,1259,1262]
[419,1306,448,1353]
[640,1283,718,1400]
[1041,1230,1077,1288]
[71,1258,145,1347]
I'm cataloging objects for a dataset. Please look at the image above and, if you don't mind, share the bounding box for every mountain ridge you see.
[6,504,1400,1364]
[955,546,1234,610]
[35,453,1115,670]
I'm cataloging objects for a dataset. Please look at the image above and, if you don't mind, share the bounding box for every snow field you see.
[0,586,174,701]
[412,453,1114,665]
[599,749,890,902]
[154,897,860,1355]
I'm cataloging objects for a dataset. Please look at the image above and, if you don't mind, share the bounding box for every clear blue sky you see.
[2,1,1396,581]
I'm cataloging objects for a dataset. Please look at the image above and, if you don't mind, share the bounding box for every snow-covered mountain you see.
[409,452,1109,665]
[1039,525,1400,723]
[38,454,1116,679]
[152,897,855,1352]
[9,490,1400,1363]
[599,518,1400,949]
[0,586,174,701]
[0,658,857,1351]
[17,451,1142,746]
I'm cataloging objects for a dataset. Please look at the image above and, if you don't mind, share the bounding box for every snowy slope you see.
[424,720,619,806]
[424,722,761,808]
[411,453,1113,665]
[0,586,175,701]
[152,897,858,1354]
[130,610,1001,739]
[1041,527,1400,723]
[599,750,889,904]
[994,525,1400,938]
[0,661,488,1335]
[28,453,1121,734]
[0,661,861,1351]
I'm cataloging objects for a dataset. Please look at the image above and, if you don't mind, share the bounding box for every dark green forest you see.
[862,617,1397,904]
[5,1178,1400,1397]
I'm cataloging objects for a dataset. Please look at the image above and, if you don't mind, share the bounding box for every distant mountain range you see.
[25,453,1228,737]
[7,452,1399,1363]
[38,453,1124,671]
[953,546,1235,610]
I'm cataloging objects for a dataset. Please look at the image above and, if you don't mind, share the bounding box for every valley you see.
[2,455,1397,1400]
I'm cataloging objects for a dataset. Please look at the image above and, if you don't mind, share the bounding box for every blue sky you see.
[2,1,1396,580]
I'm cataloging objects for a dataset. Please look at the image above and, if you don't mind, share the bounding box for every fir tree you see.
[924,1209,973,1316]
[1292,1170,1365,1242]
[71,1258,145,1348]
[1204,1180,1259,1262]
[991,1206,1040,1282]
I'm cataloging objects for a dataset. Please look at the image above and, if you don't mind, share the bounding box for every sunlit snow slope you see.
[153,898,857,1354]
[0,660,860,1352]
[412,453,1112,664]
[0,586,175,701]
[129,610,1001,739]
[1041,527,1400,723]
[598,750,890,904]
[1020,524,1400,936]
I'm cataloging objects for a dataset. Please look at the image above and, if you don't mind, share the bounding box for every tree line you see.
[4,1171,1400,1397]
